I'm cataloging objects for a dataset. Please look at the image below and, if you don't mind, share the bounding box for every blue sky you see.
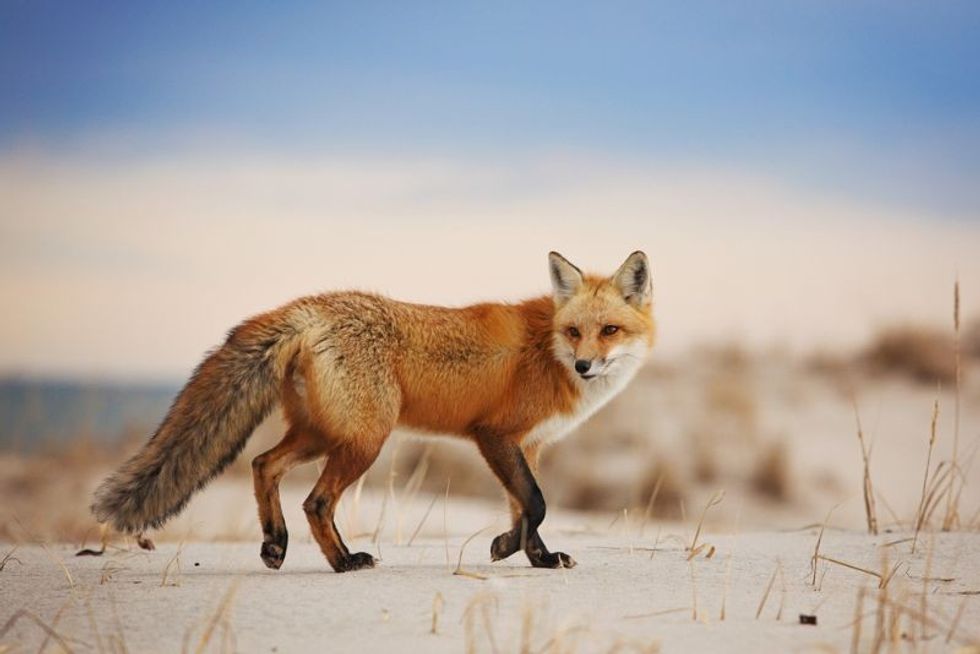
[2,1,979,216]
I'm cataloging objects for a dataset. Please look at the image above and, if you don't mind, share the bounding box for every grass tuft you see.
[755,562,779,620]
[40,543,75,590]
[816,554,902,590]
[810,503,839,587]
[687,489,724,558]
[407,492,441,547]
[430,592,444,635]
[943,276,963,531]
[912,397,940,553]
[851,396,879,535]
[453,524,495,581]
[160,540,186,587]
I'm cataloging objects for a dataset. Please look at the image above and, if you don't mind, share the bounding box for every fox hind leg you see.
[303,438,386,572]
[296,326,400,571]
[252,427,324,569]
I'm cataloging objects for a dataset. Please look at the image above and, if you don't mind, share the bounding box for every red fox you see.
[92,251,655,572]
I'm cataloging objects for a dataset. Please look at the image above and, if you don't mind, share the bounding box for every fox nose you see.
[574,359,592,375]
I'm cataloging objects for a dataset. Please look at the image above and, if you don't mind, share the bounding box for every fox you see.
[92,250,655,572]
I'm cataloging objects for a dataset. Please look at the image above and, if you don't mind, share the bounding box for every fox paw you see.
[490,531,522,562]
[260,542,286,570]
[334,551,376,573]
[529,551,576,569]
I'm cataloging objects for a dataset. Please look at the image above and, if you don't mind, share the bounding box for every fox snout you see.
[574,358,600,379]
[574,359,591,374]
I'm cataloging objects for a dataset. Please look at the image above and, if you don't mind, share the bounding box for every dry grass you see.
[187,580,240,654]
[750,442,790,501]
[944,277,963,531]
[160,540,185,587]
[901,280,975,540]
[453,524,495,581]
[862,325,956,384]
[635,463,685,521]
[368,437,498,502]
[687,490,724,558]
[947,596,968,644]
[688,560,699,621]
[849,587,866,654]
[809,504,838,587]
[40,542,75,591]
[850,396,879,535]
[0,608,76,653]
[912,398,941,552]
[637,472,665,538]
[407,492,441,546]
[461,591,499,654]
[430,592,444,635]
[719,552,733,621]
[817,554,902,590]
[849,579,979,651]
[841,531,980,653]
[754,562,779,620]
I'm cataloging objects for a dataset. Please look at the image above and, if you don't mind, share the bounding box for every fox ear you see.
[548,251,583,303]
[612,251,652,307]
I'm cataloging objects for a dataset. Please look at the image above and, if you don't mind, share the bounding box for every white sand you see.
[2,496,978,653]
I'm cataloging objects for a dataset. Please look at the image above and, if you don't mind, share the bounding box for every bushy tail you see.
[92,311,301,533]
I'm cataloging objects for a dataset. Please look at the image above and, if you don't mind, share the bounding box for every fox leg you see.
[252,427,324,569]
[508,442,541,521]
[294,328,400,571]
[478,438,575,569]
[303,439,385,572]
[504,444,571,566]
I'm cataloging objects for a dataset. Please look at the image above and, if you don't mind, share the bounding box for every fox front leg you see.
[476,436,575,569]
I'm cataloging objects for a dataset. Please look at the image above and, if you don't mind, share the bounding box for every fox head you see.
[548,251,655,382]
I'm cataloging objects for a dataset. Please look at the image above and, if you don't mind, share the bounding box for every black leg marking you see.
[333,551,377,572]
[260,528,288,570]
[524,532,576,568]
[475,436,576,569]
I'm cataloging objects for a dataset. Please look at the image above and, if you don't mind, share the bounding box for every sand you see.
[2,357,979,652]
[2,493,978,653]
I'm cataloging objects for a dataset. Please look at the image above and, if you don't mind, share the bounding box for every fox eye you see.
[566,326,581,338]
[601,324,620,336]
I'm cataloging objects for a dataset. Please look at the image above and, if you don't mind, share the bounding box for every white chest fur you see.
[523,356,643,448]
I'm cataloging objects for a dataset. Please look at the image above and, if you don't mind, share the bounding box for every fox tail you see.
[91,312,301,533]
